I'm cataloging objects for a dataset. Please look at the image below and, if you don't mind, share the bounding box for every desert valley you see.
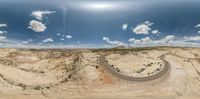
[0,47,199,98]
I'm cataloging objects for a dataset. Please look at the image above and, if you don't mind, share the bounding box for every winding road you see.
[98,54,170,82]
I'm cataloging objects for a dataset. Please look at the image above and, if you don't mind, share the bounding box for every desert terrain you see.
[0,47,199,99]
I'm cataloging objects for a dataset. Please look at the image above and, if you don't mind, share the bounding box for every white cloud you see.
[37,43,44,45]
[151,30,160,34]
[21,39,32,44]
[145,21,154,26]
[31,10,56,20]
[22,41,29,44]
[56,33,61,36]
[102,37,109,41]
[129,37,152,45]
[66,35,72,39]
[0,36,6,40]
[163,35,175,41]
[153,35,175,44]
[28,20,46,32]
[195,24,200,34]
[59,34,72,39]
[184,36,200,41]
[128,38,136,42]
[129,35,176,46]
[132,21,153,35]
[141,37,152,44]
[129,38,141,45]
[42,38,54,43]
[133,40,141,45]
[28,39,33,42]
[103,37,127,46]
[122,23,128,31]
[132,25,150,34]
[0,31,7,34]
[195,24,200,28]
[0,24,7,28]
[61,38,65,40]
[0,38,20,47]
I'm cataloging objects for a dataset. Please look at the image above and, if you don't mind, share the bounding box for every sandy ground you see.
[0,47,199,99]
[105,52,165,77]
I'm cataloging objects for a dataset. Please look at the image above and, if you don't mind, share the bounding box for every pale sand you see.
[0,47,198,98]
[105,52,165,77]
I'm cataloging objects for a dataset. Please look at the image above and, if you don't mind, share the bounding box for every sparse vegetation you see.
[0,47,199,98]
[0,59,18,66]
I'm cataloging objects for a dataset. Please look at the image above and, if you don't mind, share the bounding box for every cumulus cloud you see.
[28,20,46,32]
[28,39,33,42]
[42,38,54,43]
[129,35,175,46]
[151,30,160,34]
[195,24,200,33]
[160,35,175,43]
[56,33,61,36]
[129,38,140,44]
[0,31,7,34]
[152,35,175,45]
[103,37,127,46]
[128,35,200,47]
[0,24,7,28]
[122,23,128,31]
[132,21,153,35]
[31,10,56,20]
[128,38,136,42]
[61,38,65,41]
[57,34,72,39]
[129,37,152,45]
[0,23,7,34]
[21,39,33,44]
[142,37,152,44]
[21,41,29,44]
[196,26,200,33]
[184,36,200,41]
[195,24,200,28]
[195,24,200,34]
[0,36,6,40]
[77,41,80,44]
[66,35,72,39]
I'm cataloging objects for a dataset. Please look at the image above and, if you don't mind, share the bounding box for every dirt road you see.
[98,54,170,81]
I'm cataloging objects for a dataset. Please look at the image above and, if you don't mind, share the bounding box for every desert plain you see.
[0,47,199,99]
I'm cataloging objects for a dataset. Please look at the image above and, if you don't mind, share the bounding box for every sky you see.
[1,0,200,48]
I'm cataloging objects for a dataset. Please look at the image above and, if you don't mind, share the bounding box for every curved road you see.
[98,54,170,82]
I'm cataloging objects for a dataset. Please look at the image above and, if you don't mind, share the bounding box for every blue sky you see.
[0,0,200,48]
